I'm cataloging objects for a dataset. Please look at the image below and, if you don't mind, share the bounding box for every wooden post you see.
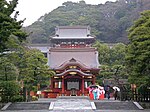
[50,78,53,89]
[62,76,65,96]
[92,75,96,84]
[82,76,84,96]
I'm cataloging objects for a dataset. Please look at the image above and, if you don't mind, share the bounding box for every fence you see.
[120,85,150,102]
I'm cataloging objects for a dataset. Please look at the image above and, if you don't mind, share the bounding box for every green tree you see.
[93,41,127,85]
[110,43,126,65]
[0,0,27,53]
[18,48,55,100]
[0,81,20,102]
[0,52,21,102]
[4,47,55,101]
[0,57,18,81]
[17,48,54,91]
[110,43,128,83]
[126,10,150,86]
[93,41,110,65]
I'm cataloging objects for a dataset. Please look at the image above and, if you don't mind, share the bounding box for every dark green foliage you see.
[16,48,55,90]
[0,0,55,103]
[0,47,55,102]
[0,0,27,53]
[10,95,24,102]
[0,81,20,102]
[24,0,150,44]
[93,41,127,85]
[126,10,150,86]
[0,56,19,81]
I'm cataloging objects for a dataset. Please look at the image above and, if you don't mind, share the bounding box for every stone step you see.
[3,98,143,111]
[6,102,50,110]
[95,101,140,110]
[57,96,89,99]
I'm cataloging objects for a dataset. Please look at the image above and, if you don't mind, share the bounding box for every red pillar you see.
[50,77,53,89]
[92,75,96,84]
[62,76,65,96]
[82,76,84,95]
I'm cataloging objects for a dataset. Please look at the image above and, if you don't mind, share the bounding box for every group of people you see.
[87,85,119,100]
[87,85,105,100]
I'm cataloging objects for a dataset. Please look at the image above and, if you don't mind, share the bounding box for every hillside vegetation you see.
[24,0,150,44]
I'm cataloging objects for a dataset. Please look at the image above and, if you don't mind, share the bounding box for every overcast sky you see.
[12,0,116,26]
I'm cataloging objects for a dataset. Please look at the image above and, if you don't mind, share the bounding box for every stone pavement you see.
[51,98,94,112]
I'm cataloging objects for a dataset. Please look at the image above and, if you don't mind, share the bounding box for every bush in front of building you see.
[10,95,24,102]
[32,96,38,101]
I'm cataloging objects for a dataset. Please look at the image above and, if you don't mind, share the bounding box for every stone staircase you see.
[6,102,50,110]
[95,101,139,110]
[1,97,144,111]
[57,96,89,99]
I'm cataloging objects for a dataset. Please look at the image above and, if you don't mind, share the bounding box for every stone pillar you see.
[82,76,84,96]
[62,76,65,96]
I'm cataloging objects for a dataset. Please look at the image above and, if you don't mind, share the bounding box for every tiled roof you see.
[51,26,95,39]
[48,48,100,68]
[51,36,94,39]
[56,26,90,29]
[49,47,97,52]
[28,44,51,53]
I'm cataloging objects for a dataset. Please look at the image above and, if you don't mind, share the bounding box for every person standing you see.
[114,89,118,100]
[93,87,98,100]
[106,86,110,99]
[87,86,94,100]
[97,87,101,100]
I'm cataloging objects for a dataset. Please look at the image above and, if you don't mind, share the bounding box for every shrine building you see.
[45,26,100,97]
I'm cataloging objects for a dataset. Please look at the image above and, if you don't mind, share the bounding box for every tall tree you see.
[0,0,27,102]
[126,10,150,86]
[93,41,127,85]
[0,0,27,53]
[13,48,55,90]
[93,41,110,65]
[0,57,18,81]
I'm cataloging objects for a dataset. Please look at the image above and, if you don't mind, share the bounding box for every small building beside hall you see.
[30,26,100,98]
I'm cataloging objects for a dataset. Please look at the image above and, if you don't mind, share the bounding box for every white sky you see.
[12,0,116,26]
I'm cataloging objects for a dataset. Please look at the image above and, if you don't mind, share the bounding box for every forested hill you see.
[24,0,150,44]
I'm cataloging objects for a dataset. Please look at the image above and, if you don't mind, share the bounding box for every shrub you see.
[10,95,24,102]
[0,81,20,102]
[32,96,38,101]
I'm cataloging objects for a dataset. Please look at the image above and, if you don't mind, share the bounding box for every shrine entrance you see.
[63,73,82,96]
[66,79,80,90]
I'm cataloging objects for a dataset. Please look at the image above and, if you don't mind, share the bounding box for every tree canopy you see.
[0,0,55,102]
[0,0,27,53]
[93,41,127,85]
[126,10,150,86]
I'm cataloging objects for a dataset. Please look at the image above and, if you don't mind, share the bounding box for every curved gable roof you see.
[55,58,91,70]
[55,69,93,76]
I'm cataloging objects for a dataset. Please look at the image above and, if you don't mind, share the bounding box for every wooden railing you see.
[120,87,150,102]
